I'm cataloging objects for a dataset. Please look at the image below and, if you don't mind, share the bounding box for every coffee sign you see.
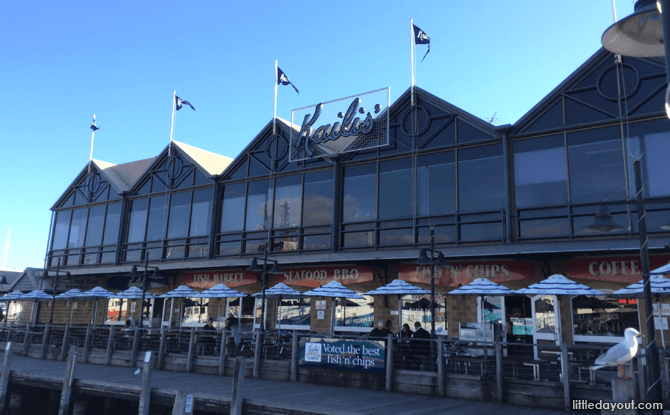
[399,261,532,287]
[289,88,389,161]
[567,256,670,284]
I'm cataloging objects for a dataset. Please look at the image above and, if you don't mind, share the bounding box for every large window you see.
[458,145,504,212]
[572,296,639,342]
[625,119,670,198]
[417,152,456,216]
[343,163,377,223]
[49,202,121,266]
[514,135,567,208]
[379,158,413,219]
[245,179,272,231]
[220,183,246,232]
[124,188,212,261]
[334,293,374,333]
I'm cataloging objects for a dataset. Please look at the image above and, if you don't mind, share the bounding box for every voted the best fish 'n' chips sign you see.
[300,338,385,373]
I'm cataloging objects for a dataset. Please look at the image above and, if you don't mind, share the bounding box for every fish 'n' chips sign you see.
[300,338,385,373]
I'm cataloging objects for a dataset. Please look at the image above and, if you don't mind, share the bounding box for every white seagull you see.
[591,328,642,379]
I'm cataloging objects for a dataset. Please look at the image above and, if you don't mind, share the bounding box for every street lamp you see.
[40,258,71,325]
[413,226,449,338]
[602,2,666,408]
[246,240,283,332]
[125,256,166,328]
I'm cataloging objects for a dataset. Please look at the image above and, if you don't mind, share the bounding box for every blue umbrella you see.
[365,280,430,332]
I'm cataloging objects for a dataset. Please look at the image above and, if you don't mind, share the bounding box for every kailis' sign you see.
[567,256,670,284]
[290,88,389,161]
[399,261,532,287]
[300,338,385,373]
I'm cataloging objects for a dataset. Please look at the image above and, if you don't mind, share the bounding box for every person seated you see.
[124,318,136,331]
[399,323,413,368]
[198,318,217,354]
[224,318,241,356]
[369,320,385,338]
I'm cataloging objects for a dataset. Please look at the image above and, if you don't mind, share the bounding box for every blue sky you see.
[0,0,636,271]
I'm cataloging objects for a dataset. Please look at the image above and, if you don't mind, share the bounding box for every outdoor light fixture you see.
[583,205,626,233]
[602,0,670,118]
[602,4,668,407]
[246,240,284,332]
[39,258,72,325]
[125,257,167,328]
[412,227,449,338]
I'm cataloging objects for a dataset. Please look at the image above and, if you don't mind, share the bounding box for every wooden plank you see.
[58,347,77,415]
[138,351,154,415]
[0,342,13,413]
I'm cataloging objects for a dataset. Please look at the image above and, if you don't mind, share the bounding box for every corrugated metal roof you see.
[173,141,233,177]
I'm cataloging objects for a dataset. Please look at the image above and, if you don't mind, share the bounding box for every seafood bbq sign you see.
[289,88,390,162]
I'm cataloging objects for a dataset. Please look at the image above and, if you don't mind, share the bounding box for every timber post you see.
[218,328,227,376]
[437,335,444,397]
[495,332,503,403]
[82,325,92,363]
[40,323,50,359]
[231,356,245,415]
[253,329,261,378]
[58,346,77,415]
[0,342,13,413]
[21,323,31,356]
[105,326,115,365]
[186,327,195,373]
[158,326,166,370]
[60,324,71,361]
[561,341,570,410]
[290,330,298,382]
[131,326,140,367]
[172,390,195,415]
[385,333,393,392]
[138,351,155,415]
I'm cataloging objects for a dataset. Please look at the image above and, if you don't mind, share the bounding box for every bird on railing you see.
[591,328,642,379]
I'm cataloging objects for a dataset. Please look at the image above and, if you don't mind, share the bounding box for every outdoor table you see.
[523,359,548,381]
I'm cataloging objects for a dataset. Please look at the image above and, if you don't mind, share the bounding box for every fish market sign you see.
[289,87,390,162]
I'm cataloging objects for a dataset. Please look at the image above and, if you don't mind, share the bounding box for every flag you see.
[277,67,299,94]
[176,95,195,111]
[90,117,100,131]
[413,24,431,63]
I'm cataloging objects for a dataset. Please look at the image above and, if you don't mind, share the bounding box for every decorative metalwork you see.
[75,171,108,204]
[153,153,193,190]
[401,105,430,137]
[597,63,640,101]
[265,134,289,161]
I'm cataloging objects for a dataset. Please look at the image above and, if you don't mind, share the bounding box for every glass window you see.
[68,208,88,248]
[343,163,377,223]
[221,183,246,232]
[273,174,302,228]
[379,158,413,219]
[334,294,374,331]
[625,120,670,198]
[182,297,208,327]
[277,298,311,328]
[535,296,556,333]
[105,298,130,324]
[190,189,211,237]
[458,145,504,212]
[572,296,639,338]
[127,199,148,243]
[245,180,272,231]
[302,170,333,226]
[417,152,456,216]
[84,205,106,247]
[514,135,567,208]
[146,195,168,241]
[568,126,626,203]
[102,203,121,246]
[52,210,71,250]
[167,191,191,239]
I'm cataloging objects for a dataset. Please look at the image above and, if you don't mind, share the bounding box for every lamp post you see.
[125,256,165,328]
[413,227,449,337]
[246,239,283,332]
[40,258,71,325]
[602,3,666,408]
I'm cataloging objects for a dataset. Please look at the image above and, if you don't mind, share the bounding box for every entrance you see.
[531,295,561,359]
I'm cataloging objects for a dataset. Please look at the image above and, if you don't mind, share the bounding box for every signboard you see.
[276,266,374,288]
[399,261,532,287]
[182,270,257,288]
[289,88,390,162]
[567,256,670,284]
[42,276,105,292]
[300,338,385,373]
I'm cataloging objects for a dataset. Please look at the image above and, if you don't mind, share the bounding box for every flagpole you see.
[169,90,176,156]
[88,114,96,174]
[274,59,278,136]
[410,18,415,106]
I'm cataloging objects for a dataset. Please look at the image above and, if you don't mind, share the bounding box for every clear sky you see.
[0,0,636,271]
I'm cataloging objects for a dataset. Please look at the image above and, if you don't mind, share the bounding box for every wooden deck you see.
[3,350,583,415]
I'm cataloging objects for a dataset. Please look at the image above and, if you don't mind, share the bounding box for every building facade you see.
[38,48,670,347]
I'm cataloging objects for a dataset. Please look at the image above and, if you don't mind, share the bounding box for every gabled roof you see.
[172,140,233,177]
[8,267,41,292]
[0,270,22,293]
[98,157,156,191]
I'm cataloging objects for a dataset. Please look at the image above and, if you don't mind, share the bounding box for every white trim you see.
[573,334,625,344]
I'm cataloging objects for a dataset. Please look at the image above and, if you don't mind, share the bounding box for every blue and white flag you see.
[175,95,195,111]
[90,116,100,131]
[277,67,299,94]
[413,24,431,63]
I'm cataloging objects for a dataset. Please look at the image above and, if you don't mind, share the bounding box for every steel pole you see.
[633,159,662,411]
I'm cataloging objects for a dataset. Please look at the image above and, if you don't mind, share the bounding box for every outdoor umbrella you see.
[303,281,363,335]
[78,287,116,326]
[252,283,303,331]
[159,285,207,329]
[365,279,430,332]
[55,289,84,325]
[199,284,247,329]
[110,286,158,325]
[448,278,517,328]
[610,274,670,348]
